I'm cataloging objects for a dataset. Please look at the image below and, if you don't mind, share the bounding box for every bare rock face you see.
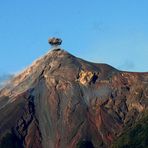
[78,70,98,85]
[0,49,147,148]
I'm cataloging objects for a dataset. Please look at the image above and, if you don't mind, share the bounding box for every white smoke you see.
[0,74,14,89]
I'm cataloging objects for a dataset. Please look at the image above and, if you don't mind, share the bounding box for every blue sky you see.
[0,0,148,75]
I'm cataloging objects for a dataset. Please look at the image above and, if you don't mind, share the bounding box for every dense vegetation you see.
[77,140,94,148]
[0,132,23,148]
[112,111,148,148]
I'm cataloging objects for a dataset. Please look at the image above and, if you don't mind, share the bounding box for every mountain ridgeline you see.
[0,49,148,148]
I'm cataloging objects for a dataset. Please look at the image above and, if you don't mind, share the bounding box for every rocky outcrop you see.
[0,49,147,148]
[77,70,98,85]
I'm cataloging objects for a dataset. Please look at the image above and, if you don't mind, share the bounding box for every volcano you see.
[0,48,148,148]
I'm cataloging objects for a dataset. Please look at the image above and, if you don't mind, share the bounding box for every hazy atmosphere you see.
[0,0,148,76]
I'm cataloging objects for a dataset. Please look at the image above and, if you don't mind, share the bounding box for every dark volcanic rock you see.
[0,49,147,148]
